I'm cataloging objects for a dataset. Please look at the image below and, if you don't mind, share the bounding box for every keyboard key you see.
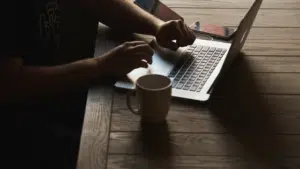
[185,52,192,56]
[174,75,181,80]
[197,89,201,92]
[180,80,187,84]
[190,86,197,91]
[183,86,190,90]
[186,49,193,53]
[191,44,197,48]
[221,49,227,54]
[172,81,178,88]
[216,48,222,52]
[194,82,200,86]
[191,75,198,78]
[185,83,192,87]
[209,47,216,52]
[176,83,185,89]
[196,79,202,83]
[195,46,203,51]
[177,72,184,76]
[202,46,209,51]
[190,77,196,81]
[192,62,198,66]
[186,81,193,84]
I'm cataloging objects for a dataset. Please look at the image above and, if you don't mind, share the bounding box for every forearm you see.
[1,58,100,104]
[82,0,164,35]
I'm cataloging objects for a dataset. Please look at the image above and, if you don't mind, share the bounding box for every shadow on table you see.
[137,121,173,169]
[208,53,287,168]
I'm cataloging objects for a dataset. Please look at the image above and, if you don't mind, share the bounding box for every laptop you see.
[114,0,263,102]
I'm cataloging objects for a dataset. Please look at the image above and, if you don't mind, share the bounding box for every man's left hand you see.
[155,20,196,50]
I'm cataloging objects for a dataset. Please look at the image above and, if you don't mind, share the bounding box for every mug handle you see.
[127,90,140,115]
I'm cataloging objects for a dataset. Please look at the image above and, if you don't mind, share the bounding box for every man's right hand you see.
[96,41,154,77]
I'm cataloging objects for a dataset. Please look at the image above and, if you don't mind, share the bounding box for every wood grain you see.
[109,132,300,156]
[242,28,300,56]
[107,155,300,169]
[76,86,113,169]
[172,8,300,27]
[238,56,300,72]
[111,93,300,134]
[161,0,300,9]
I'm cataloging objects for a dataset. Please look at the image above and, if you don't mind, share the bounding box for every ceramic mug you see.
[127,74,172,123]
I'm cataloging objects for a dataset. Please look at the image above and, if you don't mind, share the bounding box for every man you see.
[1,0,195,168]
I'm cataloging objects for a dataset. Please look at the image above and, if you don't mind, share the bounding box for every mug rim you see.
[136,74,172,92]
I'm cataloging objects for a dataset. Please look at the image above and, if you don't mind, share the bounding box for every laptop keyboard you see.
[168,45,227,92]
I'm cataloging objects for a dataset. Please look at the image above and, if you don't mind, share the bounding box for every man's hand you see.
[156,20,196,50]
[97,41,154,77]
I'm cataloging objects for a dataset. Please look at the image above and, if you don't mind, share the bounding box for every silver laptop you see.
[114,0,263,102]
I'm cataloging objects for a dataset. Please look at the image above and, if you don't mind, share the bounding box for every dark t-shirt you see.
[2,0,61,65]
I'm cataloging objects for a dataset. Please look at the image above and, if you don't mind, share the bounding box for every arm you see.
[0,41,153,105]
[81,0,164,36]
[78,0,196,49]
[0,57,101,104]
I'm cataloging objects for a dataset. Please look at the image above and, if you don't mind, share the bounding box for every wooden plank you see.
[111,94,300,134]
[109,132,300,157]
[107,155,300,169]
[76,86,113,169]
[172,9,300,27]
[230,56,300,73]
[217,73,300,94]
[161,0,300,9]
[243,28,300,56]
[76,24,115,169]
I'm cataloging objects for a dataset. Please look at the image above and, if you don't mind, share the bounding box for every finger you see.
[166,41,179,51]
[123,41,146,47]
[139,60,148,68]
[156,37,178,50]
[173,20,186,47]
[132,52,153,64]
[128,44,154,56]
[130,59,148,70]
[184,24,196,44]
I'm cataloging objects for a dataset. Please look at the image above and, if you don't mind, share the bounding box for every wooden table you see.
[77,0,300,168]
